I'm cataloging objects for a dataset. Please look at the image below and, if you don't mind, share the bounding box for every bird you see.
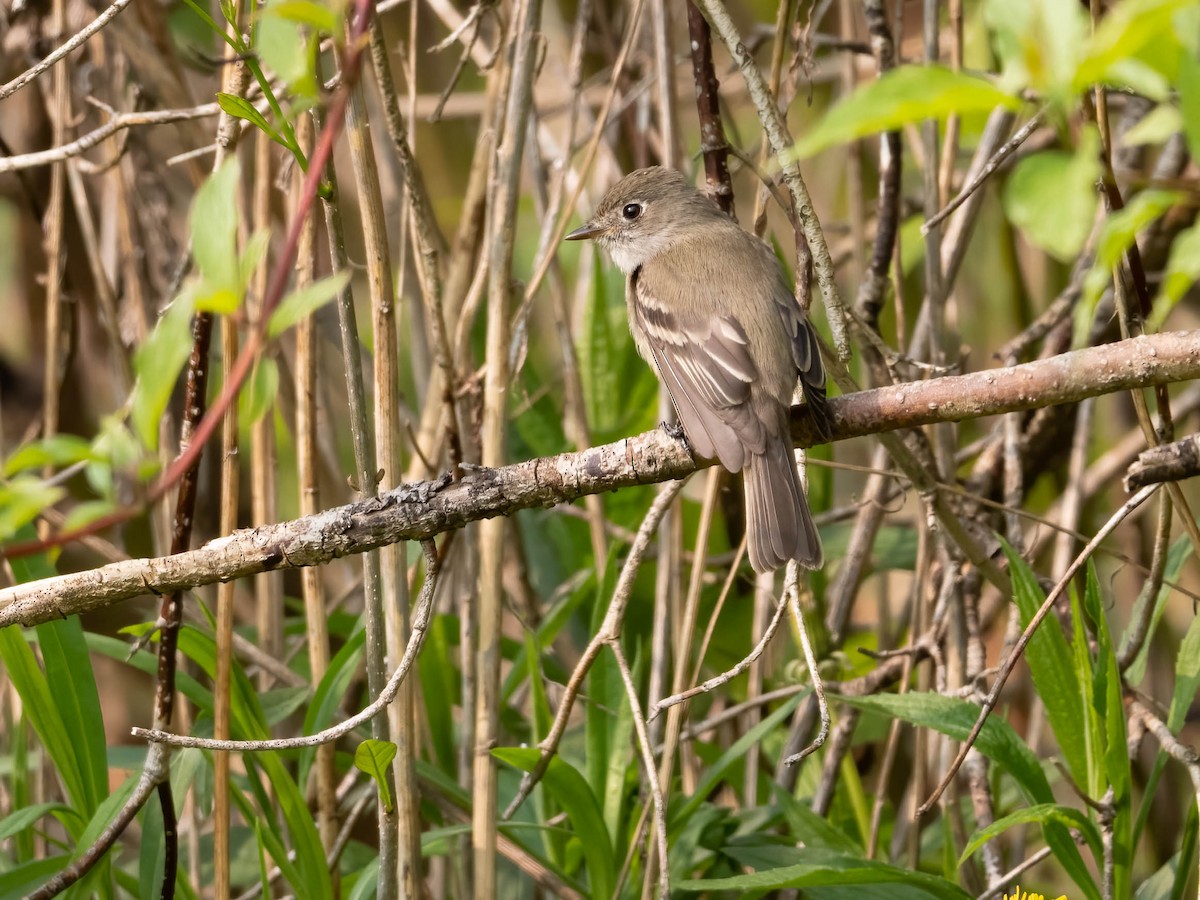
[565,167,832,572]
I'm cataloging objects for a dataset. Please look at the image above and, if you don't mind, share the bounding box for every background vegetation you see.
[1,0,1199,897]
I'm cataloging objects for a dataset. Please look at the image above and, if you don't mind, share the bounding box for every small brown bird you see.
[566,167,832,572]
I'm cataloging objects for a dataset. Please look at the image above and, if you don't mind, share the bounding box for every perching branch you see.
[2,331,1199,628]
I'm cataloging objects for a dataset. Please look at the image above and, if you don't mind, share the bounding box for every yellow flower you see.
[1002,887,1068,900]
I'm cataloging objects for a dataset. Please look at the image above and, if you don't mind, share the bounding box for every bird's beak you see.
[564,221,604,241]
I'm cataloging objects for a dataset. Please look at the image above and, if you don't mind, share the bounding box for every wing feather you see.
[631,273,766,471]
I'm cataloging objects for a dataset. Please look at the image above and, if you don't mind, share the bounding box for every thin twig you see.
[919,484,1160,815]
[0,0,136,101]
[501,480,687,819]
[694,0,850,356]
[133,541,442,751]
[610,643,671,900]
[783,564,830,765]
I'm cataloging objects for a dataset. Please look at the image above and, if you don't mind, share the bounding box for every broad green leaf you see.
[959,803,1101,866]
[678,847,972,898]
[191,159,241,308]
[1076,0,1197,94]
[238,356,280,427]
[239,228,271,291]
[845,693,1049,801]
[1076,188,1182,344]
[1003,541,1087,785]
[1151,220,1200,327]
[354,740,398,813]
[794,66,1020,158]
[267,271,350,337]
[0,478,65,542]
[773,787,863,854]
[132,291,196,450]
[985,0,1087,101]
[271,0,339,31]
[3,434,93,477]
[842,692,1100,900]
[1003,133,1100,263]
[257,11,318,101]
[1120,105,1183,148]
[494,747,615,900]
[87,416,142,498]
[60,500,119,534]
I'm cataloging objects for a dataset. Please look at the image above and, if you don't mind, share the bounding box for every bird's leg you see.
[660,419,690,446]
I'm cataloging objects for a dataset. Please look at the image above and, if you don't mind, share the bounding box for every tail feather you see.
[744,438,822,572]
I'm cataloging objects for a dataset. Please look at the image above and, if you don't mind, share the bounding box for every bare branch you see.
[0,0,136,102]
[3,332,1199,627]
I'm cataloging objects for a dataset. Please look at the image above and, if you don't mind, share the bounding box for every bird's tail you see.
[743,438,822,573]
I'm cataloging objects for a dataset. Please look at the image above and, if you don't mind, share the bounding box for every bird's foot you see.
[660,420,689,446]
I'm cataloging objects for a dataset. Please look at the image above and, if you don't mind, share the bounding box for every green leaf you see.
[33,616,108,816]
[267,271,350,337]
[1152,220,1200,327]
[794,66,1020,158]
[494,747,616,900]
[1076,0,1196,95]
[1003,133,1100,263]
[0,478,65,542]
[238,356,280,427]
[239,228,272,291]
[1179,46,1200,163]
[137,784,166,900]
[1123,533,1193,684]
[191,159,241,307]
[842,692,1101,900]
[1076,187,1182,344]
[0,629,89,834]
[1168,607,1200,733]
[1121,104,1183,147]
[257,11,318,101]
[678,848,972,898]
[3,435,94,477]
[1002,540,1088,786]
[0,803,74,842]
[578,252,620,430]
[268,0,339,33]
[355,739,398,813]
[216,93,284,145]
[985,0,1087,101]
[132,291,197,450]
[60,500,119,534]
[960,803,1101,866]
[1083,563,1133,900]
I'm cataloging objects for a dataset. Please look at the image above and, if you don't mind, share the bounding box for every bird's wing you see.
[631,269,767,472]
[774,294,832,442]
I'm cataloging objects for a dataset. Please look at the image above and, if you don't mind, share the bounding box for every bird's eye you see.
[622,203,643,220]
